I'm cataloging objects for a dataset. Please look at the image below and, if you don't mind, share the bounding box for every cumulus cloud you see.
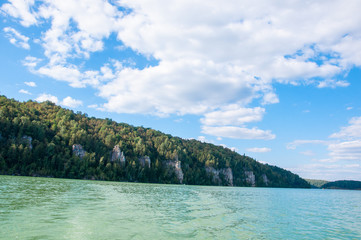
[60,96,83,108]
[3,0,361,140]
[317,79,350,88]
[289,116,361,171]
[35,94,83,108]
[35,93,59,104]
[3,27,30,49]
[19,89,31,95]
[329,116,361,140]
[246,147,271,153]
[201,106,265,126]
[22,56,42,68]
[199,105,275,140]
[1,0,37,27]
[202,126,275,140]
[197,136,212,144]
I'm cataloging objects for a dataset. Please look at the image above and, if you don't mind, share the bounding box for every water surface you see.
[0,175,360,239]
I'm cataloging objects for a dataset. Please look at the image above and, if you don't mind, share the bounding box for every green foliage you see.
[0,95,310,188]
[321,180,361,190]
[305,179,330,188]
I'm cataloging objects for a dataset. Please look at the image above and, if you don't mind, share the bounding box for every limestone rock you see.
[111,145,126,164]
[262,174,269,186]
[220,167,233,186]
[138,156,151,168]
[245,171,256,187]
[165,156,184,184]
[205,166,233,186]
[72,144,86,159]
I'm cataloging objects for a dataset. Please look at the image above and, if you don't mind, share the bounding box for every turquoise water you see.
[0,175,360,239]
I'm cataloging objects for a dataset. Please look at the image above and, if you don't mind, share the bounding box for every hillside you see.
[0,96,310,188]
[321,180,361,190]
[305,179,329,188]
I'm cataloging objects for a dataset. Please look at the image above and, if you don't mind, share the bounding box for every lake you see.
[0,175,360,239]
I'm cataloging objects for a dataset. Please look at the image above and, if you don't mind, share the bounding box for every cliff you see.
[0,95,310,188]
[205,167,233,186]
[111,145,126,164]
[165,156,184,184]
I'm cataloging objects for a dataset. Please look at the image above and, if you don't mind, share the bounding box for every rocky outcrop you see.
[245,171,256,187]
[205,166,233,186]
[72,144,86,159]
[21,135,33,150]
[111,145,126,164]
[138,156,151,168]
[262,174,269,186]
[221,167,233,186]
[165,156,184,184]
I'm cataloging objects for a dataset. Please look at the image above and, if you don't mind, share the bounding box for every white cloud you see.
[36,64,84,88]
[290,163,361,181]
[328,140,361,160]
[60,96,83,108]
[1,0,37,27]
[202,126,275,140]
[19,89,31,95]
[35,94,83,108]
[289,116,361,164]
[246,147,271,153]
[286,140,330,150]
[199,105,274,140]
[317,79,350,88]
[329,116,361,140]
[197,136,212,144]
[22,56,42,68]
[3,27,30,49]
[35,93,59,104]
[201,106,265,126]
[3,0,361,143]
[219,144,237,152]
[87,104,98,109]
[24,81,36,87]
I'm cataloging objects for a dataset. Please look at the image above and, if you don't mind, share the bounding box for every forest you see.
[321,180,361,190]
[0,95,310,188]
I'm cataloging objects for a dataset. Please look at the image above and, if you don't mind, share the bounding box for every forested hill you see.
[321,180,361,190]
[0,96,310,188]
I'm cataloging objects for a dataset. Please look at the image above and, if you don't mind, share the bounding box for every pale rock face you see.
[165,156,184,184]
[220,167,233,186]
[72,144,86,159]
[244,171,256,187]
[262,174,269,186]
[138,156,151,168]
[205,166,233,186]
[22,135,33,150]
[111,145,126,164]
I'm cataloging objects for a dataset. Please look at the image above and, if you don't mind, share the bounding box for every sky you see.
[1,0,361,181]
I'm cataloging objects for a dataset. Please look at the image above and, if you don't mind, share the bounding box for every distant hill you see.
[0,95,310,188]
[305,179,329,188]
[321,180,361,190]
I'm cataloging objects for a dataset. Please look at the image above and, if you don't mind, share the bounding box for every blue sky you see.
[1,0,361,181]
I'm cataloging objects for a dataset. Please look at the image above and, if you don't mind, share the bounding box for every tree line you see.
[0,95,310,188]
